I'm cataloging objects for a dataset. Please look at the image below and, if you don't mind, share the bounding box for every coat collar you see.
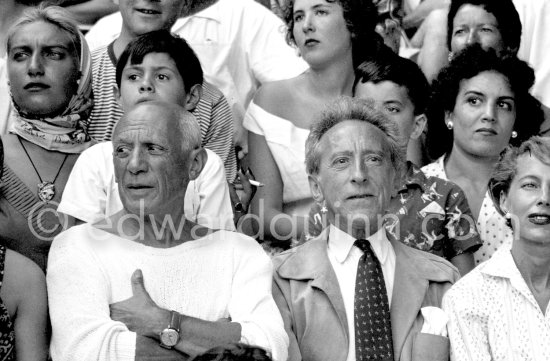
[276,227,457,361]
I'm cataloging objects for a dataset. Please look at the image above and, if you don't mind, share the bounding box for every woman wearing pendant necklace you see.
[0,5,94,271]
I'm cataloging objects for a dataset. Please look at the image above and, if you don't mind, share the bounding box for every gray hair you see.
[305,96,405,176]
[489,136,550,217]
[7,5,81,63]
[176,109,202,154]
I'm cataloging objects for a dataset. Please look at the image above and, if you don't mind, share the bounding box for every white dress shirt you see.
[327,225,396,361]
[443,245,550,361]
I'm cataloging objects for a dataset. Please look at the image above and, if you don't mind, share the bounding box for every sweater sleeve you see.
[47,227,136,361]
[227,236,289,361]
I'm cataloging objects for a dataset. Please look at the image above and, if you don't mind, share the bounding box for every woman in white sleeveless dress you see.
[244,0,384,246]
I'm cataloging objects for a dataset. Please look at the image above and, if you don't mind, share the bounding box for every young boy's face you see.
[119,0,185,37]
[354,80,422,149]
[119,52,187,110]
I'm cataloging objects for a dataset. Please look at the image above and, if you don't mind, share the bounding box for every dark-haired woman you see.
[244,0,384,245]
[422,45,544,265]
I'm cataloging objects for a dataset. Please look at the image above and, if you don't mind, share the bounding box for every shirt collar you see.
[175,1,221,27]
[480,243,518,279]
[328,225,391,265]
[398,161,428,193]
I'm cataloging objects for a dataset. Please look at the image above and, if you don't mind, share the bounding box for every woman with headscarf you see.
[0,5,94,271]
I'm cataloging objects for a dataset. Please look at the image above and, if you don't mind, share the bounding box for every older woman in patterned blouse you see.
[443,136,550,361]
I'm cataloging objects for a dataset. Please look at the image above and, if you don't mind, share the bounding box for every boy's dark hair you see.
[354,51,430,115]
[447,0,522,53]
[116,30,204,93]
[426,45,544,161]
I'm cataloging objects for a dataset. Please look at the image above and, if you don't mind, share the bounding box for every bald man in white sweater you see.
[47,102,288,361]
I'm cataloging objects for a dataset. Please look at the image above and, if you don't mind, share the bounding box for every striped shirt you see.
[88,43,236,181]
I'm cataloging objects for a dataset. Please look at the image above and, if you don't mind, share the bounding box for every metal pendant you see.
[37,181,55,203]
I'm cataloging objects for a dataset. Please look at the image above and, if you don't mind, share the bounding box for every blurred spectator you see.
[57,0,118,26]
[191,343,272,361]
[85,0,308,159]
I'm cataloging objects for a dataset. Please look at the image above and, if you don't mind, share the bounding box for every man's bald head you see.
[112,101,205,218]
[114,101,202,154]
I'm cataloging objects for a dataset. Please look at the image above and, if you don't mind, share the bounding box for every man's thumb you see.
[131,269,147,295]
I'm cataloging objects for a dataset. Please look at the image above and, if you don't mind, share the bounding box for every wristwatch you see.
[159,311,181,349]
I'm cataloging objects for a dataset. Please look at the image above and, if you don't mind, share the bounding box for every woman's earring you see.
[448,52,454,62]
[446,121,454,130]
[504,212,511,220]
[511,130,518,139]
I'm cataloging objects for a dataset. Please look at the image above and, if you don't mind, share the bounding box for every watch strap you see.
[168,310,181,332]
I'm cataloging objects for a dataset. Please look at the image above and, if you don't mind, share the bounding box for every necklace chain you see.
[18,136,69,202]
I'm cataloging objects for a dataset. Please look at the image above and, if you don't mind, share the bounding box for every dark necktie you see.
[354,239,394,361]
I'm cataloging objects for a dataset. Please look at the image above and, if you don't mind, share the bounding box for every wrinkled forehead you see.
[321,120,391,156]
[114,108,178,143]
[9,20,76,54]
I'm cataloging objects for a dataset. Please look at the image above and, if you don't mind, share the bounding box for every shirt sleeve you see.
[57,144,110,223]
[241,1,308,84]
[228,236,289,361]
[200,83,237,182]
[47,228,136,361]
[443,183,483,260]
[194,150,235,231]
[443,283,492,361]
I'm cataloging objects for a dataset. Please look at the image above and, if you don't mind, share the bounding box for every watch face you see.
[160,329,179,347]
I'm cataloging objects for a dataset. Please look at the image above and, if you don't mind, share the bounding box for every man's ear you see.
[410,113,427,140]
[114,85,123,109]
[308,174,325,203]
[189,148,207,181]
[184,84,202,111]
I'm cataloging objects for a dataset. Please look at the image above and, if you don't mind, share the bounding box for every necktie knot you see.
[354,238,372,253]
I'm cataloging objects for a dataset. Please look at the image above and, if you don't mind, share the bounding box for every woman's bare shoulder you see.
[3,249,45,294]
[0,248,46,315]
[254,77,303,116]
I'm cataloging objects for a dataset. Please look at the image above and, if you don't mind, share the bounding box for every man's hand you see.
[110,269,171,339]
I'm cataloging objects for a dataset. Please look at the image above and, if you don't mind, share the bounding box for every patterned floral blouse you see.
[422,156,513,265]
[304,162,482,262]
[0,245,15,360]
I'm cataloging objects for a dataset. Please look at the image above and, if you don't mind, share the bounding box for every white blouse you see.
[443,245,550,361]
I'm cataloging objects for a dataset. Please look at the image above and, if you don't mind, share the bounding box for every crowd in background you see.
[0,0,549,360]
